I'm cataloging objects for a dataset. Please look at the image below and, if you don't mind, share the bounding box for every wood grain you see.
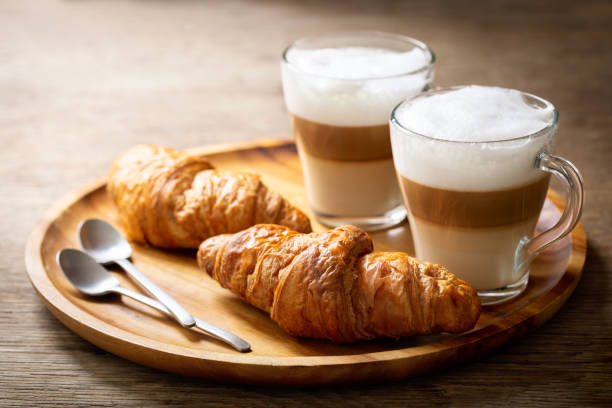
[25,140,586,386]
[3,0,612,406]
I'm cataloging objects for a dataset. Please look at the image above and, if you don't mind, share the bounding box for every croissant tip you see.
[197,234,232,276]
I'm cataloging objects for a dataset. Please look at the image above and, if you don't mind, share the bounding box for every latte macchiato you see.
[282,33,434,229]
[391,85,557,293]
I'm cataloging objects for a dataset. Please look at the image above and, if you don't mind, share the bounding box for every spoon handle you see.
[192,318,252,353]
[115,258,196,328]
[113,286,251,352]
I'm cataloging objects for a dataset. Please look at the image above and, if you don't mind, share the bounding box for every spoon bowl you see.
[78,218,132,264]
[57,248,121,296]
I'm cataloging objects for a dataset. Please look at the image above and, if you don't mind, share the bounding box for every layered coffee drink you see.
[391,86,556,291]
[282,33,434,230]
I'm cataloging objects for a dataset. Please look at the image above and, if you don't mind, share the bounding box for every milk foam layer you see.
[282,46,433,127]
[395,85,554,142]
[391,86,557,191]
[287,47,429,79]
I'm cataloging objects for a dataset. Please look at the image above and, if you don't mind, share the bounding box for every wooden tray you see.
[25,139,587,386]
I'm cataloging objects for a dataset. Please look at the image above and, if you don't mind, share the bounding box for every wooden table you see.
[2,0,610,406]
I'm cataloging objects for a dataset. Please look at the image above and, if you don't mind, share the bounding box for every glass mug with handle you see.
[281,31,435,231]
[390,85,583,305]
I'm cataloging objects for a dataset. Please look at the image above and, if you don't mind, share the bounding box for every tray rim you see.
[24,139,588,371]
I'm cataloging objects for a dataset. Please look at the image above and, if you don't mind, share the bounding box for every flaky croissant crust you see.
[198,224,481,342]
[107,144,311,248]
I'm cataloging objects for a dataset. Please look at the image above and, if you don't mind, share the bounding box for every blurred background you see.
[3,0,609,226]
[3,1,608,148]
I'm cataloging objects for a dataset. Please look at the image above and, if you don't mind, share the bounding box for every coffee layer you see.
[399,175,550,228]
[291,115,392,161]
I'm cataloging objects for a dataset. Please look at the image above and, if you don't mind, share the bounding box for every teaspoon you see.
[77,218,196,328]
[56,248,251,353]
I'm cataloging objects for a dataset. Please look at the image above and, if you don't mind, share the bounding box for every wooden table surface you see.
[2,0,611,406]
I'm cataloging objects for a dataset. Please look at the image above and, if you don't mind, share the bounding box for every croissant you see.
[197,224,481,342]
[107,144,311,248]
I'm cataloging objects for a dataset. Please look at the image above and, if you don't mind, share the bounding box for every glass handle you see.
[514,151,584,274]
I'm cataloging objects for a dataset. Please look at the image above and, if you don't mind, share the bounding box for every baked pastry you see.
[198,224,481,342]
[108,144,311,248]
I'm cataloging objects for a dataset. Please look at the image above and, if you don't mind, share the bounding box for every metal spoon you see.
[77,218,195,328]
[56,248,251,353]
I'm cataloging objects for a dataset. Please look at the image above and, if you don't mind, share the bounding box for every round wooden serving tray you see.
[25,139,587,386]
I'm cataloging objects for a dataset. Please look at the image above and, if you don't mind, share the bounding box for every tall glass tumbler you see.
[281,32,435,230]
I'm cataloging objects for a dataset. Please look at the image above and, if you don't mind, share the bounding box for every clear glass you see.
[390,86,584,305]
[281,32,435,231]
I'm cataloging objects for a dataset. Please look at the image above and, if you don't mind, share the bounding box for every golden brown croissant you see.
[198,224,481,342]
[107,144,312,248]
